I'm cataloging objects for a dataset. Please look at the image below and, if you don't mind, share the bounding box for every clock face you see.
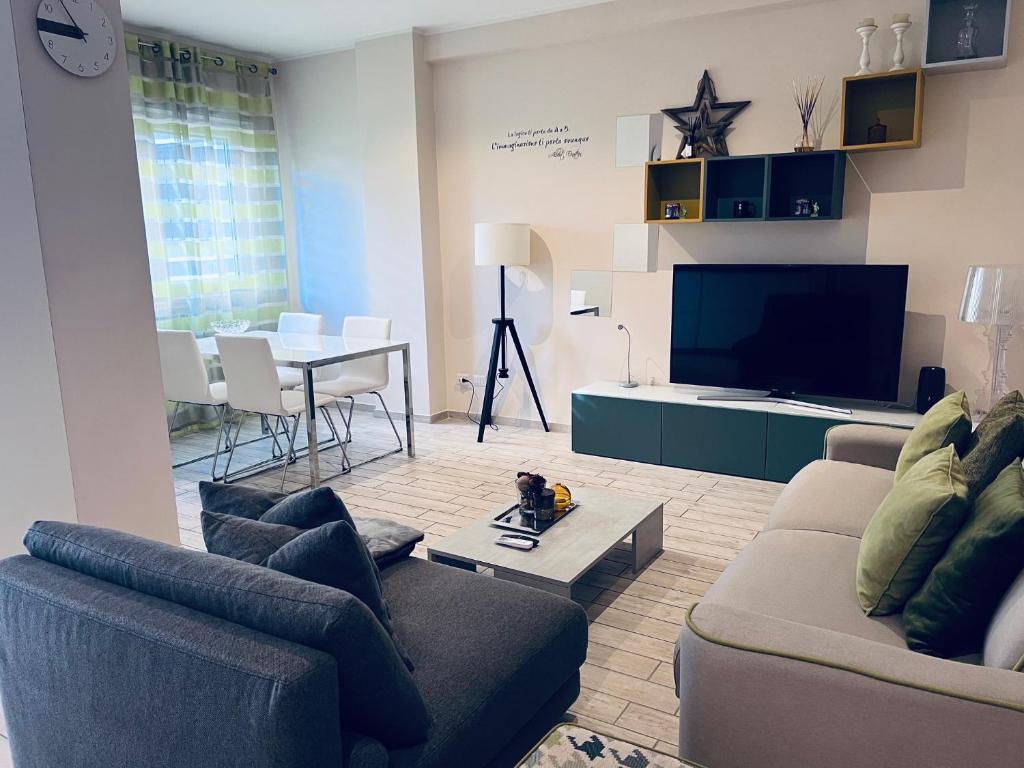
[36,0,116,77]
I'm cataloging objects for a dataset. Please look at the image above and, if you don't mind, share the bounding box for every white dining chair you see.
[217,334,343,488]
[303,316,402,453]
[275,312,325,389]
[157,329,231,480]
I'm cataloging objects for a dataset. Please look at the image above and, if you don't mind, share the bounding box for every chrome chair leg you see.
[210,405,228,481]
[335,400,353,444]
[280,415,301,490]
[167,401,181,439]
[222,411,246,481]
[373,391,403,450]
[321,406,349,471]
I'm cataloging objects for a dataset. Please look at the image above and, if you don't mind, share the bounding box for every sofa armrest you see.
[677,601,1024,768]
[824,423,909,471]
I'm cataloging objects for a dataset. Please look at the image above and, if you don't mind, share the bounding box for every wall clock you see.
[36,0,116,77]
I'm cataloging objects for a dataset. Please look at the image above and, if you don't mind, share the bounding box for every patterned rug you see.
[518,723,695,768]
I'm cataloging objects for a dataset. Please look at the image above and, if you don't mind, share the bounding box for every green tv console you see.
[571,382,920,483]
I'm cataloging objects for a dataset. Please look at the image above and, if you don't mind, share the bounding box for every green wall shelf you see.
[644,150,846,224]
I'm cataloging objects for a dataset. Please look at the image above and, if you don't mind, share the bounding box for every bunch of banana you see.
[553,483,572,512]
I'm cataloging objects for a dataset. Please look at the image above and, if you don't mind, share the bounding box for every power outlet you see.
[456,373,486,387]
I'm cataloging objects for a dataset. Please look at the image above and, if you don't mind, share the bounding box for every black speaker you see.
[916,367,946,414]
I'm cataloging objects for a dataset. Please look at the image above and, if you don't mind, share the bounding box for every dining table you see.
[196,330,414,487]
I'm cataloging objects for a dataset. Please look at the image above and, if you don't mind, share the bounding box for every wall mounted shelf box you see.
[766,151,846,221]
[644,158,704,223]
[840,69,924,152]
[923,0,1011,73]
[613,224,659,272]
[617,114,664,167]
[644,151,846,224]
[703,156,768,221]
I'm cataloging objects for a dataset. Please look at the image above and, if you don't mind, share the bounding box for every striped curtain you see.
[126,33,288,335]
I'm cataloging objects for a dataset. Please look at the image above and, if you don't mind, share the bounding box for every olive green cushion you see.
[960,391,1024,500]
[857,445,970,616]
[894,391,972,482]
[903,461,1024,657]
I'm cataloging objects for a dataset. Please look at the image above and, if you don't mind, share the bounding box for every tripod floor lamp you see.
[474,223,550,442]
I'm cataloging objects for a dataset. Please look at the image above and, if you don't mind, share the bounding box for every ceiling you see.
[119,0,615,60]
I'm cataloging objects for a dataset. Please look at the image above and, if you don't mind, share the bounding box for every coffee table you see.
[427,487,664,600]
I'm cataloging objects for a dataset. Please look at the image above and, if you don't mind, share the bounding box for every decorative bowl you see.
[209,319,250,335]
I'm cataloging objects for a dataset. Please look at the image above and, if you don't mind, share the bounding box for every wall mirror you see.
[569,271,612,317]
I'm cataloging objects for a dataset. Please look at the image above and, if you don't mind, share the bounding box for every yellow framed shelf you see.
[840,68,924,152]
[644,158,704,223]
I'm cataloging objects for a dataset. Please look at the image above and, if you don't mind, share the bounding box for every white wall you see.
[274,49,368,328]
[0,0,77,557]
[3,0,179,546]
[428,0,1024,424]
[272,0,1024,428]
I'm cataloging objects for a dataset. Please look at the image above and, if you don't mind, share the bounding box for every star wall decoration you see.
[662,70,751,159]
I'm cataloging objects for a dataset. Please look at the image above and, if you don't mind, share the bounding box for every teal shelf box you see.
[662,403,768,477]
[764,413,849,482]
[766,150,846,221]
[571,394,662,464]
[703,156,768,221]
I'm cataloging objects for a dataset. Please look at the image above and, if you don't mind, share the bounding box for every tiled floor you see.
[0,412,782,761]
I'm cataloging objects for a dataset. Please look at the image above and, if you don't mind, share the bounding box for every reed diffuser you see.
[793,76,825,153]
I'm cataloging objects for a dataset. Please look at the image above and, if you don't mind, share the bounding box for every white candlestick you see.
[890,20,912,70]
[856,24,878,75]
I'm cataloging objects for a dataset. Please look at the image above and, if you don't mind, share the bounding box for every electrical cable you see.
[464,378,501,431]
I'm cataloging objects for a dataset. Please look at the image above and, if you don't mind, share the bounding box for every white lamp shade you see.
[475,223,531,267]
[960,265,1024,325]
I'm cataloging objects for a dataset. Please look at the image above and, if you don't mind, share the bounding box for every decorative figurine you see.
[890,14,912,71]
[957,3,980,59]
[856,18,878,75]
[866,116,888,144]
[811,201,821,218]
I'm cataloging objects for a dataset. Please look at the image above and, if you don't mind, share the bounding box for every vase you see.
[794,126,814,153]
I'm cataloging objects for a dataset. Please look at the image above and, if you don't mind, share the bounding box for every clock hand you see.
[36,17,86,39]
[57,0,87,40]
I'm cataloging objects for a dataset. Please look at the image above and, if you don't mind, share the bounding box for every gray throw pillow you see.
[199,482,354,529]
[266,521,414,670]
[961,390,1024,499]
[200,511,304,564]
[198,481,286,520]
[259,487,356,529]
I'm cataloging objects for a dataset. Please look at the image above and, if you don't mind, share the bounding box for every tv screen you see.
[670,264,908,402]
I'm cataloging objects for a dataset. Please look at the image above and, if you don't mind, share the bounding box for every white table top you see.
[427,487,662,587]
[196,330,409,368]
[573,381,921,428]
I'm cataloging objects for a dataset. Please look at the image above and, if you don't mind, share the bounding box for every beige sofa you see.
[675,424,1024,768]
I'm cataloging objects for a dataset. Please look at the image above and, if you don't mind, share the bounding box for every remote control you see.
[495,535,537,551]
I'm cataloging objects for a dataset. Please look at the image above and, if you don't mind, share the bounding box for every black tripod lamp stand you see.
[474,223,549,442]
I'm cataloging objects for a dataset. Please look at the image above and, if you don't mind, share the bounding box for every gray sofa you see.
[0,521,587,768]
[676,424,1024,768]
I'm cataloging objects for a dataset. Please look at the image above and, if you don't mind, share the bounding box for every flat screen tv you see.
[670,264,909,402]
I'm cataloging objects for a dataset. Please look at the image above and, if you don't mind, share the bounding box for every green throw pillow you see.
[894,391,972,482]
[903,461,1024,657]
[857,444,970,616]
[961,391,1024,500]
